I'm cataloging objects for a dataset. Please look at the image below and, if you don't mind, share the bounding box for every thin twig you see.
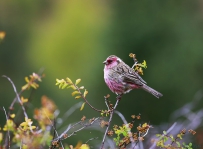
[2,75,28,118]
[43,110,64,149]
[64,117,100,139]
[9,90,23,112]
[73,84,102,112]
[104,96,110,111]
[2,75,34,133]
[3,107,10,149]
[53,117,100,142]
[100,95,121,149]
[85,137,98,144]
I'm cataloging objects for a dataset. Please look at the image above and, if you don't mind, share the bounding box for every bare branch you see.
[2,75,34,133]
[3,107,10,149]
[73,84,102,112]
[100,95,121,149]
[43,110,64,149]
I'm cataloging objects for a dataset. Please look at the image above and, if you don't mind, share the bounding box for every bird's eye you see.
[107,59,113,63]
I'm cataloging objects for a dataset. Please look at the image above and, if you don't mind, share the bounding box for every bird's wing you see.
[113,63,147,86]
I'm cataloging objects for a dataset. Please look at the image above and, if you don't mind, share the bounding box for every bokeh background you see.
[1,0,203,148]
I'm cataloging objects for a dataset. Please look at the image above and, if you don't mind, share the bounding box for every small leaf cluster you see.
[22,73,43,90]
[110,114,151,148]
[56,78,88,111]
[1,97,55,149]
[155,128,196,149]
[129,53,147,75]
[100,110,110,117]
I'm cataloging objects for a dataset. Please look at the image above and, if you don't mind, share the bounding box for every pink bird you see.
[103,55,163,98]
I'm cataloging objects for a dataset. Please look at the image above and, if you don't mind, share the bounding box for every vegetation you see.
[0,54,196,149]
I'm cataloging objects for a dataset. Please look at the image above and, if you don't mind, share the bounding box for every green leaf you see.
[176,141,181,147]
[163,131,167,135]
[66,77,73,84]
[71,91,80,96]
[83,89,88,97]
[68,85,77,90]
[59,83,63,89]
[80,102,85,111]
[75,95,81,99]
[156,134,161,137]
[75,79,81,85]
[62,83,68,89]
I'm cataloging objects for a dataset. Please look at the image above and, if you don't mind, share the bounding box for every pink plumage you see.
[103,55,163,98]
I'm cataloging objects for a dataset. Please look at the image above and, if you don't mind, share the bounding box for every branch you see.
[2,75,34,133]
[73,84,102,112]
[43,112,64,149]
[53,117,100,142]
[3,107,10,149]
[100,95,122,149]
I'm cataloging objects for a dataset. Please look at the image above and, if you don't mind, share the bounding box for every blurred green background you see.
[0,0,203,146]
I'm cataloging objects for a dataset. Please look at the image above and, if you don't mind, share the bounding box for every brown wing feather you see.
[112,62,147,86]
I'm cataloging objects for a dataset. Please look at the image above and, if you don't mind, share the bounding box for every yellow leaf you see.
[0,132,3,142]
[20,122,27,126]
[142,60,147,68]
[31,126,36,130]
[10,114,15,118]
[83,89,88,97]
[21,97,28,103]
[75,96,81,99]
[75,79,81,85]
[22,84,29,90]
[62,83,68,89]
[142,123,147,127]
[80,144,90,149]
[72,91,80,96]
[66,77,73,84]
[80,102,86,111]
[25,77,29,83]
[68,85,77,90]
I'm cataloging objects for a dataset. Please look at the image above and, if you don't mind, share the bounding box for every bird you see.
[103,55,163,98]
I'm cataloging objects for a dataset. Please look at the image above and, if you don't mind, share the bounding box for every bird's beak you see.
[103,61,107,64]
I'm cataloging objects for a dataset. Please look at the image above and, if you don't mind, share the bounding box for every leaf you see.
[75,96,81,99]
[62,83,68,89]
[176,141,181,147]
[59,83,63,89]
[75,79,81,85]
[10,114,15,118]
[83,89,88,97]
[79,86,84,89]
[80,144,90,149]
[142,60,147,68]
[68,85,77,90]
[80,102,86,111]
[25,77,29,83]
[163,131,167,135]
[66,77,73,84]
[72,91,80,96]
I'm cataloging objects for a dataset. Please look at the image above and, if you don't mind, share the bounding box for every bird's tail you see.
[141,84,163,98]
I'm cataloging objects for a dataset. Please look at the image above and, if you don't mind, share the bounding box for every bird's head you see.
[103,55,122,69]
